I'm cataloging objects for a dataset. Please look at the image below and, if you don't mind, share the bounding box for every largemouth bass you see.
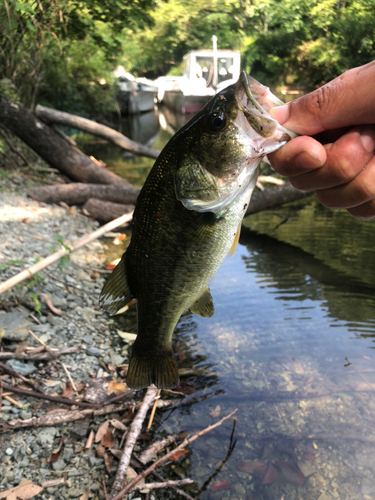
[100,71,295,390]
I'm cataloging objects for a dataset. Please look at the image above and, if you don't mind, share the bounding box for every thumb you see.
[269,61,375,136]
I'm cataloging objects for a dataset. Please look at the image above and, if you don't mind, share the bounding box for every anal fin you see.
[188,286,214,318]
[99,255,134,315]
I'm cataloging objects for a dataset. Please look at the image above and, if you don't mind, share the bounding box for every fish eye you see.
[207,112,226,132]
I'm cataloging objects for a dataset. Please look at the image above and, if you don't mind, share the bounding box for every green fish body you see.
[100,71,295,390]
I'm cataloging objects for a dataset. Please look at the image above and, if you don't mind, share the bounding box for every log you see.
[0,95,128,186]
[35,104,160,160]
[246,182,313,215]
[83,198,134,222]
[28,183,140,206]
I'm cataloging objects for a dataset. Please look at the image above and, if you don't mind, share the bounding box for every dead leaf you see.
[15,342,29,354]
[79,493,90,500]
[275,460,305,485]
[110,448,122,459]
[169,449,188,461]
[61,382,73,399]
[113,234,126,245]
[104,452,113,473]
[47,437,66,463]
[210,480,232,492]
[261,464,279,484]
[303,452,316,461]
[0,478,43,500]
[106,259,120,270]
[209,405,221,418]
[95,421,109,443]
[101,429,115,449]
[96,444,106,458]
[90,272,100,279]
[85,376,126,404]
[109,419,127,431]
[107,379,128,395]
[237,460,263,474]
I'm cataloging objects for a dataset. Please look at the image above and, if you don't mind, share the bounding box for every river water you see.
[78,110,375,499]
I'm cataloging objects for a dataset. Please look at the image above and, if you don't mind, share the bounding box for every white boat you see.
[157,47,241,114]
[114,68,158,115]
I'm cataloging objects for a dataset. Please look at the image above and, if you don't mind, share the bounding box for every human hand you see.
[268,60,375,220]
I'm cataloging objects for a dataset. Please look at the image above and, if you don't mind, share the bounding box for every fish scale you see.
[100,71,295,389]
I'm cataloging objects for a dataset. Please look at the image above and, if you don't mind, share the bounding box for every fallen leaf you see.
[237,460,263,474]
[210,480,232,492]
[169,449,188,461]
[96,444,106,458]
[303,452,316,461]
[113,234,126,245]
[79,492,90,500]
[116,330,136,342]
[95,421,109,443]
[104,452,113,473]
[107,379,128,395]
[15,342,29,354]
[39,293,62,315]
[275,460,305,485]
[101,429,115,449]
[261,464,279,484]
[61,382,73,399]
[176,382,195,395]
[106,259,121,270]
[110,448,122,459]
[109,419,127,431]
[209,405,221,418]
[47,437,66,463]
[0,478,43,499]
[90,273,100,279]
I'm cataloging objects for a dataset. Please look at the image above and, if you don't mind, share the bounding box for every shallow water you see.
[81,110,375,499]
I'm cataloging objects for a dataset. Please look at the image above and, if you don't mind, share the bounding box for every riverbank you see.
[0,173,139,499]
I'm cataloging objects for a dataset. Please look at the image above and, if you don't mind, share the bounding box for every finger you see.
[289,126,375,191]
[315,155,375,209]
[268,136,326,177]
[269,61,375,135]
[347,200,375,221]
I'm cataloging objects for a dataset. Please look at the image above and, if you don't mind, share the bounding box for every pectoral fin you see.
[188,286,214,318]
[99,256,134,315]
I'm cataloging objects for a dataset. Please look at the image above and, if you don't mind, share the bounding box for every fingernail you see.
[295,151,323,170]
[269,104,289,125]
[360,129,375,153]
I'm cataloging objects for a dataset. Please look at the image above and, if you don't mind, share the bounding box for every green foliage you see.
[29,292,41,316]
[55,235,71,269]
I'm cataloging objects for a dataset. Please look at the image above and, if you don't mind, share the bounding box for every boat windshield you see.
[188,56,235,88]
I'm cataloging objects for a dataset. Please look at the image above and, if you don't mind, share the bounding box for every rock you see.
[87,347,102,357]
[52,458,66,471]
[6,359,36,376]
[37,427,56,445]
[0,311,30,341]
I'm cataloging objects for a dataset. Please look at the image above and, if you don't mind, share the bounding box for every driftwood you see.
[0,95,128,185]
[246,181,312,215]
[0,212,133,295]
[35,104,160,160]
[28,182,140,206]
[82,199,134,223]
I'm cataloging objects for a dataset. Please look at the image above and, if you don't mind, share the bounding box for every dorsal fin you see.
[188,286,214,318]
[229,223,241,257]
[99,255,134,315]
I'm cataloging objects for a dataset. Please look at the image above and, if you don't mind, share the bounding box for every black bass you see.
[100,71,295,390]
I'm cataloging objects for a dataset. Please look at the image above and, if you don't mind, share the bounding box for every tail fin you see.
[126,342,179,390]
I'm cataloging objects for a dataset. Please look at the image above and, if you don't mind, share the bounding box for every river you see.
[77,109,375,499]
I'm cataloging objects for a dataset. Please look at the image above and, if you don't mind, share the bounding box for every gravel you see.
[0,184,135,499]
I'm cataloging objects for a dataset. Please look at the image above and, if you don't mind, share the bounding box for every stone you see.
[0,311,30,341]
[6,359,36,376]
[37,427,56,445]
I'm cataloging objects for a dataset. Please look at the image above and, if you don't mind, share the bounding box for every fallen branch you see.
[28,183,140,206]
[130,478,194,492]
[0,345,83,361]
[246,182,313,216]
[0,211,133,295]
[138,431,188,465]
[0,398,173,432]
[35,104,160,159]
[111,409,238,500]
[0,361,45,393]
[2,383,100,408]
[110,386,158,500]
[82,199,134,223]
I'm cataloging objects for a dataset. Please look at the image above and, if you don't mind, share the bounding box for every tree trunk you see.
[0,95,128,186]
[35,105,160,160]
[28,183,140,206]
[82,198,134,222]
[246,182,312,215]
